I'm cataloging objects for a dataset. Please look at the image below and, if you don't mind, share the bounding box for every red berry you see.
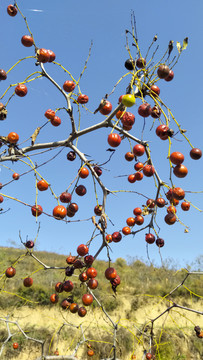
[8,132,19,144]
[87,278,98,289]
[173,164,188,178]
[99,101,112,115]
[37,180,48,191]
[63,280,74,292]
[133,144,145,156]
[12,172,20,180]
[126,217,136,226]
[7,5,18,16]
[134,162,143,171]
[51,116,61,127]
[77,94,89,104]
[125,152,134,161]
[134,172,143,181]
[170,152,184,165]
[63,80,75,92]
[45,109,55,120]
[172,187,185,200]
[156,124,169,140]
[165,70,174,82]
[181,201,190,211]
[55,282,64,293]
[156,238,164,247]
[61,298,72,309]
[79,167,89,179]
[156,198,166,208]
[31,205,43,216]
[146,199,155,208]
[138,103,151,117]
[69,303,79,313]
[136,58,146,68]
[60,192,72,203]
[67,151,76,161]
[134,215,144,225]
[150,85,160,97]
[108,133,121,147]
[37,48,50,63]
[128,174,136,183]
[112,231,122,243]
[5,266,16,278]
[190,148,202,160]
[15,84,27,97]
[75,185,87,196]
[78,306,87,317]
[86,267,97,278]
[77,244,89,256]
[122,226,131,235]
[110,275,121,286]
[68,203,78,213]
[21,35,34,47]
[106,234,112,243]
[50,294,59,304]
[118,95,124,103]
[23,277,33,287]
[73,259,84,269]
[125,58,135,70]
[84,255,94,265]
[164,213,176,225]
[66,255,76,264]
[151,106,162,119]
[157,65,170,79]
[145,233,155,244]
[53,205,67,219]
[47,50,56,62]
[116,110,125,119]
[105,267,117,280]
[133,207,142,216]
[143,165,155,177]
[167,205,177,214]
[94,205,102,216]
[82,293,93,306]
[93,166,102,176]
[25,240,34,248]
[0,69,7,80]
[120,112,135,127]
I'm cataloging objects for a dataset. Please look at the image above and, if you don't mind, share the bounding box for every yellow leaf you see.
[31,127,40,145]
[182,37,188,50]
[176,41,181,53]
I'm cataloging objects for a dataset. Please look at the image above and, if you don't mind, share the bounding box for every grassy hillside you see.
[0,247,202,359]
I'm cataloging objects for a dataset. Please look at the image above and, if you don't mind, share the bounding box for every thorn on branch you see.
[92,216,103,233]
[99,214,107,231]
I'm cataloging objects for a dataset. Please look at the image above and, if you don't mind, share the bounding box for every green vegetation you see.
[0,247,202,359]
[0,248,202,309]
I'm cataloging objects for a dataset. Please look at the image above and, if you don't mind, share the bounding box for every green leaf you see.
[182,37,188,50]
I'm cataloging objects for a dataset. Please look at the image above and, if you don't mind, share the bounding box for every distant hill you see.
[0,247,202,359]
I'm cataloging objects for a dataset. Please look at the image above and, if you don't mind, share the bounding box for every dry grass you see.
[0,297,202,360]
[0,247,202,359]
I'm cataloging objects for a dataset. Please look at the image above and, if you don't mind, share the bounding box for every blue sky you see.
[0,0,203,268]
